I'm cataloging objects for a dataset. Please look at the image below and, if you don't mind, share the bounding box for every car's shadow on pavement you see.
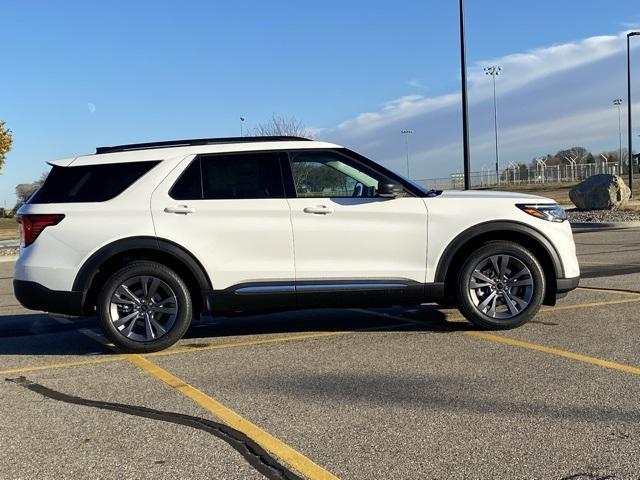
[0,305,474,356]
[579,263,640,279]
[0,313,108,356]
[185,306,474,340]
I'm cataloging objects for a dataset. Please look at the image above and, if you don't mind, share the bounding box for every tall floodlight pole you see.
[627,32,640,197]
[240,116,246,136]
[614,98,623,173]
[459,0,471,190]
[484,65,502,185]
[401,129,413,178]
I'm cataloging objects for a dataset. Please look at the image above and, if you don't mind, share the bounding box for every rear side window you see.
[29,161,159,204]
[170,152,284,200]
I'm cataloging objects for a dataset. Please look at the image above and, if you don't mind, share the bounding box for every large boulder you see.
[569,174,631,210]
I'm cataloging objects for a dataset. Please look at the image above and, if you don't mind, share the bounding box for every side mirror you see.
[377,181,403,198]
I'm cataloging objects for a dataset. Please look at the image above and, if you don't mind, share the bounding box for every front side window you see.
[170,152,284,200]
[288,151,390,198]
[29,161,159,204]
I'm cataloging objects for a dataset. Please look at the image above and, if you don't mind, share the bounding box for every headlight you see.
[516,203,567,223]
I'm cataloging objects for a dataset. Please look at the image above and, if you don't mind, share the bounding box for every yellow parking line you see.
[4,292,639,378]
[148,331,350,357]
[576,286,640,296]
[466,331,640,376]
[0,332,346,376]
[148,322,414,358]
[128,354,338,480]
[541,296,640,313]
[359,295,640,325]
[1,324,412,377]
[0,356,124,376]
[579,260,640,267]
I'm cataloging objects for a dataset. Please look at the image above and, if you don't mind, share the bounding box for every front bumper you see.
[13,279,84,316]
[556,276,580,294]
[544,275,579,306]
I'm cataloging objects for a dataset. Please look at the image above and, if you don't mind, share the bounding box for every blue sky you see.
[2,0,640,205]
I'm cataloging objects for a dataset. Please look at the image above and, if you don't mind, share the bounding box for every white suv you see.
[14,137,580,352]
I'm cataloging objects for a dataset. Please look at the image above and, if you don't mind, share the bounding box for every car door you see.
[284,149,428,305]
[150,151,295,310]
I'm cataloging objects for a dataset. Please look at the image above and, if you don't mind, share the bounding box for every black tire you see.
[97,261,193,353]
[455,241,545,329]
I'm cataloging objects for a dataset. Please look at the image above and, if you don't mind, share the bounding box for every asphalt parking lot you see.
[1,228,639,480]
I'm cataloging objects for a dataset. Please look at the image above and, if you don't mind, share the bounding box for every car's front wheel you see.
[97,261,193,352]
[456,241,545,329]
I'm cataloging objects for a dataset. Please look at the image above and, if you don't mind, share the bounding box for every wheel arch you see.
[73,236,212,316]
[436,221,563,306]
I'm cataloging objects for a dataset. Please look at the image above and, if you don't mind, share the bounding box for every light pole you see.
[240,116,246,136]
[627,32,640,197]
[484,65,502,185]
[401,129,413,178]
[614,98,623,173]
[459,0,471,190]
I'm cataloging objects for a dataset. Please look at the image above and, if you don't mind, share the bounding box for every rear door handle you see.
[303,205,334,215]
[164,205,196,215]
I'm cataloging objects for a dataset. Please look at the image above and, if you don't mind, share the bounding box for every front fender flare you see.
[434,220,564,283]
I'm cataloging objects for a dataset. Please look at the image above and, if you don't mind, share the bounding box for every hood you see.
[437,190,554,203]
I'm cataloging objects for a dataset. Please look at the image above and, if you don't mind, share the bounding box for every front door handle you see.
[164,205,196,215]
[303,205,334,215]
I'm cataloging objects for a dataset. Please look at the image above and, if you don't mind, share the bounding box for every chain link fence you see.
[415,162,625,191]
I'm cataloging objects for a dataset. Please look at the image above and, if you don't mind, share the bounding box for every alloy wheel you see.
[468,254,534,319]
[109,275,178,342]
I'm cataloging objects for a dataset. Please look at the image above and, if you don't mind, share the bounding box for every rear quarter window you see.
[29,161,159,203]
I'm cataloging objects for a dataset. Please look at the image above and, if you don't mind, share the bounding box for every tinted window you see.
[29,161,159,204]
[289,151,388,198]
[169,158,202,200]
[170,152,284,200]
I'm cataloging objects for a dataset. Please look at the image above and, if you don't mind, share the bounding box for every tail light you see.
[16,214,65,247]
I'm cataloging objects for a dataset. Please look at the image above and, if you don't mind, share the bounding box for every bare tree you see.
[254,115,319,193]
[35,171,49,187]
[15,184,37,204]
[15,171,49,205]
[253,114,315,138]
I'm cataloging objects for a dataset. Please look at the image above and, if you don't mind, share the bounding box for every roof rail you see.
[95,136,311,154]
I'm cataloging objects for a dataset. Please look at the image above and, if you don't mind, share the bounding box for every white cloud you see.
[87,103,96,114]
[406,79,426,89]
[322,30,640,180]
[336,93,459,136]
[467,34,626,96]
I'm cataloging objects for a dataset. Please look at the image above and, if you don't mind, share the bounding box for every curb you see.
[571,221,640,232]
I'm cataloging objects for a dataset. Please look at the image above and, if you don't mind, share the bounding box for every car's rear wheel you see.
[97,261,193,352]
[456,241,545,329]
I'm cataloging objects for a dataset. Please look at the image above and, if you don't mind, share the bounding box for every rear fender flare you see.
[72,236,212,294]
